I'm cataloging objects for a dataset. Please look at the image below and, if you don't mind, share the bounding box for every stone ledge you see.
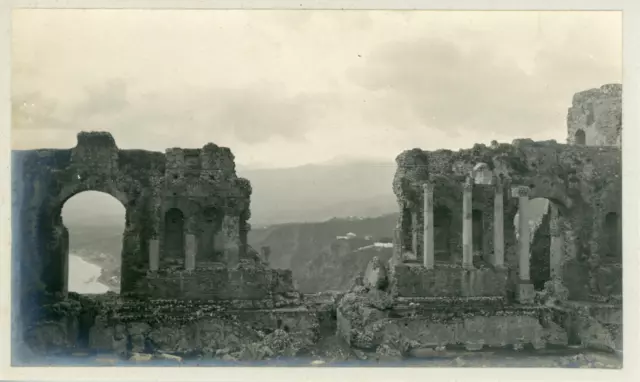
[392,264,508,298]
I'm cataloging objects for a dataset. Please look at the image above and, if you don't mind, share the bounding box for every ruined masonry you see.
[11,83,623,362]
[335,83,622,356]
[13,136,295,300]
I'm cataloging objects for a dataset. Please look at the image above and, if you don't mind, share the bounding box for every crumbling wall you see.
[567,83,622,147]
[20,294,320,362]
[392,140,621,301]
[392,265,508,298]
[12,132,256,322]
[138,263,295,300]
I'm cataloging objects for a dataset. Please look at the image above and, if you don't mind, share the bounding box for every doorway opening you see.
[514,197,551,291]
[61,191,125,294]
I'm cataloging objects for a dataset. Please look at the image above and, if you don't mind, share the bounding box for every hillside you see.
[248,214,398,293]
[59,159,399,294]
[62,209,399,294]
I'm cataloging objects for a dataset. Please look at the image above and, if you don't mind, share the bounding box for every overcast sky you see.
[11,10,621,169]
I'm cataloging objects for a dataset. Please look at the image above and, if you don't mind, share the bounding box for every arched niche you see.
[164,208,185,266]
[603,211,621,262]
[472,209,484,256]
[575,129,586,145]
[434,205,452,263]
[199,207,225,263]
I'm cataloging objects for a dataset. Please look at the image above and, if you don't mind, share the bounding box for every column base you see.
[517,282,535,304]
[402,251,418,263]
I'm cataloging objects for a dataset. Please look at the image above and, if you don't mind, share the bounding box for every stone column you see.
[462,176,474,269]
[393,224,403,262]
[261,246,271,266]
[222,215,241,267]
[423,182,435,269]
[512,185,534,303]
[493,176,504,267]
[185,233,197,271]
[149,238,160,271]
[549,203,563,280]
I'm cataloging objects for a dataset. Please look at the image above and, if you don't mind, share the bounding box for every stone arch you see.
[509,196,568,291]
[575,129,586,145]
[164,208,185,267]
[527,198,552,290]
[44,183,132,296]
[61,191,125,294]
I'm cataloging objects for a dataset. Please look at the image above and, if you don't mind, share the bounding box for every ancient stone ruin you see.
[11,83,623,364]
[567,83,622,146]
[11,135,307,361]
[334,84,622,357]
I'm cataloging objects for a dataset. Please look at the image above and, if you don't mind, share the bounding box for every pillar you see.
[149,238,159,271]
[423,182,435,269]
[462,176,474,269]
[493,176,504,267]
[393,224,403,262]
[512,185,534,303]
[261,246,271,265]
[185,233,196,270]
[549,204,563,279]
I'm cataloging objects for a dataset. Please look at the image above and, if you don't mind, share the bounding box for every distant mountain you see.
[248,213,398,292]
[56,159,399,294]
[236,160,397,226]
[60,159,398,228]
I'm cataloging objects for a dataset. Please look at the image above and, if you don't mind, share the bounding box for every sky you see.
[11,10,622,169]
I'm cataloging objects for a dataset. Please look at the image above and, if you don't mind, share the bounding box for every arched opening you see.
[61,191,125,294]
[200,207,224,263]
[604,212,621,262]
[434,206,452,263]
[513,198,551,291]
[164,208,185,266]
[472,209,484,256]
[575,129,586,145]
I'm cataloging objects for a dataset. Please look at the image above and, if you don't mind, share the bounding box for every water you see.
[68,253,110,294]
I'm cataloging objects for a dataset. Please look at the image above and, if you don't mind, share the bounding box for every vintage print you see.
[10,9,622,368]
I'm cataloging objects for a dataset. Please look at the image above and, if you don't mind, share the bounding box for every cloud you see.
[348,27,621,138]
[74,79,129,117]
[198,86,340,144]
[11,10,621,165]
[12,92,62,130]
[12,79,343,147]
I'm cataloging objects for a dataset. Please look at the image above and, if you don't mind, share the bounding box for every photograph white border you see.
[1,1,638,381]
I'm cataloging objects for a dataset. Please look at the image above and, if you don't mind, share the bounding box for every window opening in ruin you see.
[164,208,185,265]
[514,198,551,291]
[434,206,452,263]
[575,129,586,145]
[472,209,484,255]
[604,212,621,261]
[61,191,124,295]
